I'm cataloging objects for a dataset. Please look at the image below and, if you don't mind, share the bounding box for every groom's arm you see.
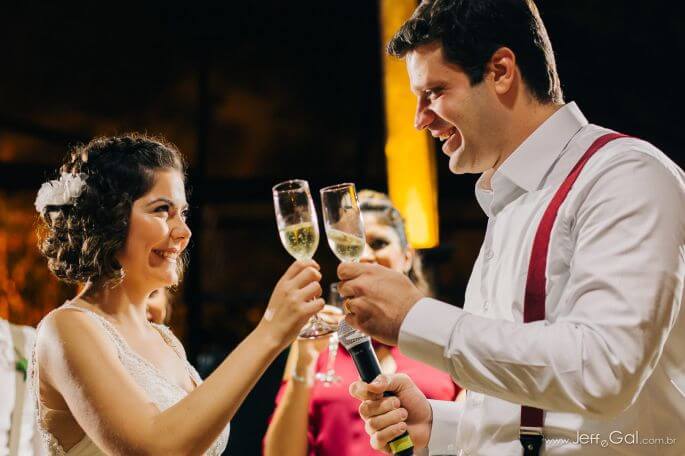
[424,400,463,455]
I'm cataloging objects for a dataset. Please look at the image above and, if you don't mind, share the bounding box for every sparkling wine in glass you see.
[273,179,334,339]
[320,183,365,264]
[278,221,318,261]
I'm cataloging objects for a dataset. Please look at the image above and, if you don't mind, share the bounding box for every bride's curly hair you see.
[36,133,187,287]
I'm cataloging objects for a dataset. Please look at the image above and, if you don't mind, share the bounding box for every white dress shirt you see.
[399,103,685,455]
[0,319,45,456]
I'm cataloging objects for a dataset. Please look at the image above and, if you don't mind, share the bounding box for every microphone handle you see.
[348,340,414,456]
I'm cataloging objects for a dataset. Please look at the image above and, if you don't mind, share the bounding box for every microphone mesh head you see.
[338,319,370,350]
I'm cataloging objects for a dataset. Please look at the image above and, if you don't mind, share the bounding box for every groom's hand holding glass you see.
[337,262,425,346]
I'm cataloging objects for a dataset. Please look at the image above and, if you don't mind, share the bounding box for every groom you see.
[338,0,685,455]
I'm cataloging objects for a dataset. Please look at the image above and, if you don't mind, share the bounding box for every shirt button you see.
[483,300,489,312]
[485,249,494,260]
[467,391,483,406]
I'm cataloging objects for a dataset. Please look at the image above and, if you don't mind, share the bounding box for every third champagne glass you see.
[315,282,345,385]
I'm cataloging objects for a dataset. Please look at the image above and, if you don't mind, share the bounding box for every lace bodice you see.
[29,303,230,455]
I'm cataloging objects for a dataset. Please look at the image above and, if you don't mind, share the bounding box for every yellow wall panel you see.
[380,0,439,248]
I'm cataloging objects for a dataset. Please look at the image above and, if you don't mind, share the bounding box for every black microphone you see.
[338,320,414,456]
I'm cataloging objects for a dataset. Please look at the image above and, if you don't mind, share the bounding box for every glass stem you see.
[325,332,338,377]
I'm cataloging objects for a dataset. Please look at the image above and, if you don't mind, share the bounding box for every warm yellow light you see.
[380,0,439,249]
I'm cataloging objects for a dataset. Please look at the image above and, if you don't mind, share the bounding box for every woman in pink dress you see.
[264,190,461,456]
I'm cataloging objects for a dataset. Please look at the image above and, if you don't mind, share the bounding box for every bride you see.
[30,133,324,455]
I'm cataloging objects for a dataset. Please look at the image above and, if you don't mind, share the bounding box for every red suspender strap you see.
[519,132,629,455]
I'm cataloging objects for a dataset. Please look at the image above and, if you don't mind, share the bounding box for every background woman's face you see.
[359,213,412,273]
[117,169,191,291]
[146,288,169,324]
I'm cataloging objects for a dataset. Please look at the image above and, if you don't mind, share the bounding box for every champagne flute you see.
[320,183,365,263]
[318,182,365,384]
[321,183,416,456]
[315,282,345,385]
[272,179,335,339]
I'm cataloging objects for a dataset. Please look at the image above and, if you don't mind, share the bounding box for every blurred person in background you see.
[146,288,171,325]
[263,190,460,456]
[30,133,325,455]
[0,318,45,455]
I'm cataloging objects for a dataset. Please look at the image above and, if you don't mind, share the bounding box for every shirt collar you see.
[498,102,588,192]
[474,102,588,216]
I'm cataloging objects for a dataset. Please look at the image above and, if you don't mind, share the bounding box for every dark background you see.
[0,1,681,454]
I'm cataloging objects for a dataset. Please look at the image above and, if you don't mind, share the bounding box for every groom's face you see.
[406,41,501,175]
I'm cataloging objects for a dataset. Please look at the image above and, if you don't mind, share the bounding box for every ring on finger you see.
[343,298,353,314]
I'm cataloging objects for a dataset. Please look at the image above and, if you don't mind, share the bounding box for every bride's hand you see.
[260,260,324,348]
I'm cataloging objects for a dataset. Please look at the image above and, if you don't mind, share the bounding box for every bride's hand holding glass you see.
[258,260,325,347]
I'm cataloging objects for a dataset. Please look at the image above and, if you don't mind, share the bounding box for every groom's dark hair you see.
[387,0,563,104]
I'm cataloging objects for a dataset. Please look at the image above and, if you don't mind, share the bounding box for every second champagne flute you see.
[321,183,416,455]
[318,183,365,383]
[320,183,365,263]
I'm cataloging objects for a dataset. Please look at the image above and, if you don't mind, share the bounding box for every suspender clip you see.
[519,427,543,456]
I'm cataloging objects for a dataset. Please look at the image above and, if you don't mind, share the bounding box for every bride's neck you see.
[78,280,151,329]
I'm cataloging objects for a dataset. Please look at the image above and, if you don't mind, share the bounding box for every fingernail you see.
[399,422,407,432]
[400,409,408,420]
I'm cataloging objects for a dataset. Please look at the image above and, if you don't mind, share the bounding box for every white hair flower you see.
[34,172,87,214]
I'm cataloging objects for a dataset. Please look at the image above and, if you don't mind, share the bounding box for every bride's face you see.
[117,169,191,290]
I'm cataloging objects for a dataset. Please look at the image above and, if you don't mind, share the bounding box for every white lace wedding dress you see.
[29,302,230,455]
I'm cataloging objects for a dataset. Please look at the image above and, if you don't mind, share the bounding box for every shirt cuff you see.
[398,297,465,373]
[426,399,463,455]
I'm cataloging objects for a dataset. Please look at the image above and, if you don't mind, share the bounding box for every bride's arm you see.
[38,260,323,456]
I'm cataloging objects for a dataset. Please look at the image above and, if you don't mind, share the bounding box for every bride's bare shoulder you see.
[36,305,118,375]
[39,305,102,341]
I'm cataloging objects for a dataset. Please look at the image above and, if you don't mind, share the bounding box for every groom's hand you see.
[350,374,432,452]
[337,262,424,345]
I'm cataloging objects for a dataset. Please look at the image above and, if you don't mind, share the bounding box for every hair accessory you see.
[34,172,87,213]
